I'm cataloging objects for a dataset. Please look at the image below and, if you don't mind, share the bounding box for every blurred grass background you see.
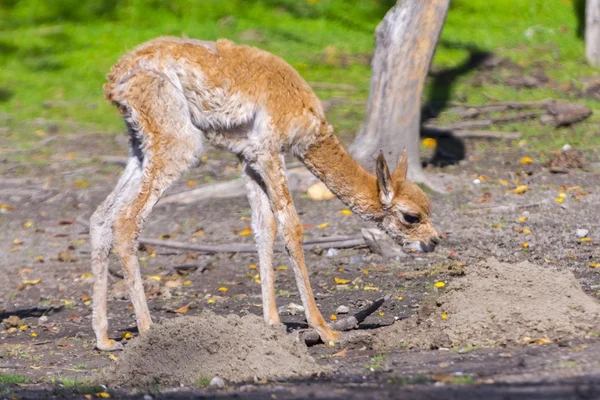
[0,0,597,155]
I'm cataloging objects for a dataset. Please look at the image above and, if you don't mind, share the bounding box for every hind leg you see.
[114,136,201,337]
[91,158,143,351]
[94,72,202,350]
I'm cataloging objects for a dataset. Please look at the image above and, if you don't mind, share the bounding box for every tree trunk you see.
[349,0,450,185]
[587,0,600,66]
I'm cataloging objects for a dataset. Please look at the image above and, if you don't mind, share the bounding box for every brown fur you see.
[91,37,438,351]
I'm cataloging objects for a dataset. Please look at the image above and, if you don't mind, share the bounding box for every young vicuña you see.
[91,37,439,351]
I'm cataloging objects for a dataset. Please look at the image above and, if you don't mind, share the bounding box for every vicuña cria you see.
[91,37,439,351]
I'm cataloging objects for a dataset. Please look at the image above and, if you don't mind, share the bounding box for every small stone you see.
[336,305,349,315]
[576,229,589,238]
[143,395,153,400]
[472,179,481,185]
[562,144,572,152]
[38,315,48,323]
[311,246,324,256]
[209,376,225,388]
[349,255,365,264]
[326,248,338,257]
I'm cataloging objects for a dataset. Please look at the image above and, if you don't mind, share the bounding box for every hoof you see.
[317,327,340,343]
[97,339,124,352]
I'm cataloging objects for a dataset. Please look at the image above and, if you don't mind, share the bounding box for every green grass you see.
[0,0,597,156]
[50,375,105,394]
[0,373,30,386]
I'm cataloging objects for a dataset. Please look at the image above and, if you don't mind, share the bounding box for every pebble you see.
[562,143,572,152]
[472,179,481,185]
[349,255,365,264]
[576,229,589,238]
[209,376,225,389]
[326,248,339,257]
[38,315,48,323]
[143,395,153,400]
[336,305,350,315]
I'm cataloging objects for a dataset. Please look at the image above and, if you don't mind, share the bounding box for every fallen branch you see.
[0,135,57,154]
[301,294,391,346]
[448,99,553,109]
[448,99,553,118]
[468,198,552,214]
[160,167,318,204]
[76,217,365,254]
[97,155,129,165]
[422,127,522,140]
[138,237,365,254]
[441,111,541,130]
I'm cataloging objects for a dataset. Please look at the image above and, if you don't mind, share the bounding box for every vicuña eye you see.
[404,214,420,224]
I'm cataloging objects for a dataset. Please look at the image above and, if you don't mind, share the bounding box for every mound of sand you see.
[376,258,600,350]
[102,311,324,386]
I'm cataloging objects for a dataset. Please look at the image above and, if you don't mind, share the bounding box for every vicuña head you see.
[373,150,439,253]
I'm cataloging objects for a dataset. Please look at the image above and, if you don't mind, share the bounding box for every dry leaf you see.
[522,242,529,248]
[339,209,353,215]
[442,312,448,320]
[307,182,335,201]
[512,185,528,195]
[580,238,593,242]
[334,277,350,284]
[73,179,89,188]
[249,264,257,269]
[330,314,337,320]
[22,279,42,286]
[363,285,379,291]
[317,222,329,229]
[97,392,110,398]
[187,180,197,186]
[238,226,252,236]
[218,287,228,292]
[589,263,598,268]
[23,221,34,228]
[108,354,118,361]
[174,303,191,313]
[555,197,564,203]
[165,278,183,288]
[520,156,533,165]
[331,348,347,357]
[434,281,445,288]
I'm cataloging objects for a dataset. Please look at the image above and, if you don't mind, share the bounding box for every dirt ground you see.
[1,130,600,399]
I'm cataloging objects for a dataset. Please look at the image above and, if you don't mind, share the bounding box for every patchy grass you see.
[0,0,596,159]
[0,374,30,386]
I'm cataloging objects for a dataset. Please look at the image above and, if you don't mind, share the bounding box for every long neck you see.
[299,134,383,220]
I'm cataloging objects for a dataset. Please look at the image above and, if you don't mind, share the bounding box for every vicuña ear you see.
[392,149,408,183]
[376,151,394,206]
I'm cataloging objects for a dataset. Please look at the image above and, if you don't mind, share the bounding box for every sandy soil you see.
[1,133,600,398]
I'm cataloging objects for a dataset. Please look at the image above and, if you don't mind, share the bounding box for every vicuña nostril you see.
[429,237,440,246]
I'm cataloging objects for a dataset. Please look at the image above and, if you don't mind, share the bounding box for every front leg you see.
[242,162,280,325]
[256,156,339,342]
